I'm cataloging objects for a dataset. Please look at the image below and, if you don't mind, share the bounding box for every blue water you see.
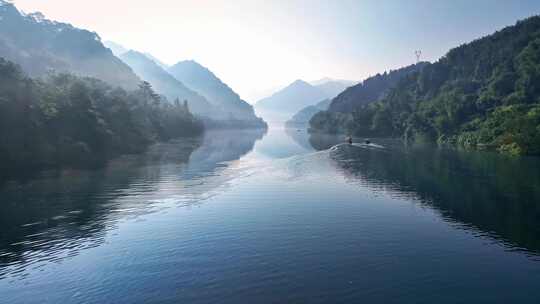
[0,127,539,303]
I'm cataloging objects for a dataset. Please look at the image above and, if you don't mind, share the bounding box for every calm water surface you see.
[1,127,539,303]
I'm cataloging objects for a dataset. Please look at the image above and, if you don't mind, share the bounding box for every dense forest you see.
[0,58,203,172]
[328,63,427,113]
[310,16,540,155]
[309,63,425,134]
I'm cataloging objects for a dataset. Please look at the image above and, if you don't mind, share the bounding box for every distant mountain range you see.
[0,1,265,129]
[0,0,265,129]
[103,41,128,57]
[103,38,265,127]
[256,79,328,121]
[310,78,357,98]
[255,78,353,122]
[168,60,262,123]
[119,51,265,127]
[104,41,170,70]
[0,2,140,90]
[119,50,216,117]
[144,53,170,70]
[286,99,332,128]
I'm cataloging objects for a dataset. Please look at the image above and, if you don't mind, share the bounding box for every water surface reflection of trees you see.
[0,129,266,278]
[328,143,540,255]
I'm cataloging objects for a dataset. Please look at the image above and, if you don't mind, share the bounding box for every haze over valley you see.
[2,1,540,303]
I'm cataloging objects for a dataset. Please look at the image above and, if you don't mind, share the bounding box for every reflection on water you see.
[0,129,265,279]
[254,126,317,159]
[0,127,539,303]
[0,139,200,278]
[328,142,540,256]
[284,128,315,151]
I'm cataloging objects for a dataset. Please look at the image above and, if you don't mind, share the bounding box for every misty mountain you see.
[310,77,350,86]
[103,40,128,57]
[310,78,357,99]
[104,41,170,70]
[0,1,141,90]
[255,79,328,115]
[119,50,216,117]
[286,99,332,128]
[144,52,170,70]
[168,60,265,125]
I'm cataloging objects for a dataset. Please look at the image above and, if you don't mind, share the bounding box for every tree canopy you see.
[0,58,203,171]
[310,16,540,155]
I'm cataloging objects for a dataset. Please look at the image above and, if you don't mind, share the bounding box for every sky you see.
[13,0,540,103]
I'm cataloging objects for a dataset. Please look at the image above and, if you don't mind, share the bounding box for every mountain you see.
[104,41,169,70]
[309,63,428,134]
[144,52,170,70]
[293,68,421,130]
[0,2,140,90]
[286,99,332,128]
[168,60,265,126]
[311,16,540,155]
[119,50,216,117]
[255,80,328,116]
[328,63,428,113]
[311,78,356,99]
[103,40,128,57]
[310,77,353,86]
[255,78,355,123]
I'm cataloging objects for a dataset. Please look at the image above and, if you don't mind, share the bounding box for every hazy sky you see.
[14,0,540,102]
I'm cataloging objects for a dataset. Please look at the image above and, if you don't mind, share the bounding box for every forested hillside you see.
[0,58,203,171]
[310,16,540,155]
[327,63,427,113]
[309,63,426,134]
[0,1,141,90]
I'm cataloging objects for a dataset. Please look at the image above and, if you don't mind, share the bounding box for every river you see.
[0,127,539,303]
